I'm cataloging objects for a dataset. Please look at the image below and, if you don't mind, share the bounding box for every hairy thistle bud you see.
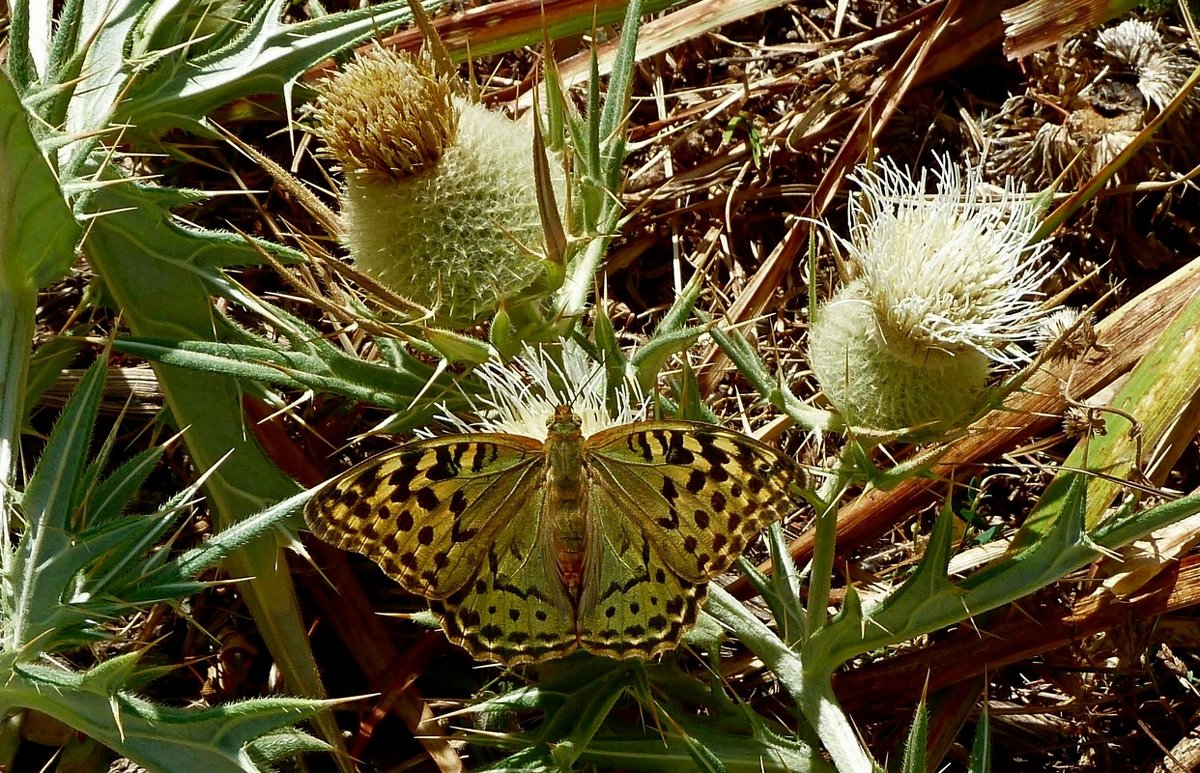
[312,49,564,327]
[808,155,1055,432]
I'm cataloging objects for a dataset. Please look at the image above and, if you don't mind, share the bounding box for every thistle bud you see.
[312,49,564,327]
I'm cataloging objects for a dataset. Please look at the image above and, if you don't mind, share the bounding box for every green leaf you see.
[8,360,106,651]
[900,694,928,773]
[968,700,991,773]
[598,0,643,152]
[114,1,448,136]
[0,70,80,290]
[7,1,34,90]
[112,336,451,416]
[86,446,169,527]
[2,659,332,773]
[1013,271,1200,547]
[543,664,634,768]
[630,325,709,396]
[25,334,88,418]
[81,166,345,765]
[77,650,144,697]
[155,488,311,586]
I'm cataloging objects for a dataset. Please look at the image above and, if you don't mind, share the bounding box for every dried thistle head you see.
[980,18,1198,188]
[1063,405,1106,439]
[312,48,458,180]
[1036,307,1099,362]
[1095,19,1194,113]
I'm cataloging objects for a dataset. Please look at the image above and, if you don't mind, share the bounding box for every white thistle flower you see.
[808,153,1059,432]
[846,154,1055,365]
[435,342,646,440]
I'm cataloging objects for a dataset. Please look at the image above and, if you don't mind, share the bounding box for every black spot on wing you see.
[630,432,654,461]
[465,441,503,474]
[663,431,695,465]
[449,489,469,513]
[657,478,681,529]
[698,437,730,468]
[425,445,461,480]
[333,486,361,510]
[415,487,440,511]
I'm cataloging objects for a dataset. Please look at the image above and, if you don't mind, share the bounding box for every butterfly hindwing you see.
[577,493,704,660]
[304,433,544,599]
[432,483,579,664]
[586,421,801,583]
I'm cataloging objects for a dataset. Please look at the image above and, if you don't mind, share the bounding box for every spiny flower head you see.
[809,154,1058,432]
[847,154,1054,365]
[310,48,565,328]
[312,48,457,180]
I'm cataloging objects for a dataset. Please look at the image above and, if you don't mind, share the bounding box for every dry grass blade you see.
[833,552,1200,713]
[1002,0,1142,57]
[512,0,797,107]
[369,0,689,64]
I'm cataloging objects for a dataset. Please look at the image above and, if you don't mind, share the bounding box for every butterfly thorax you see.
[543,407,590,602]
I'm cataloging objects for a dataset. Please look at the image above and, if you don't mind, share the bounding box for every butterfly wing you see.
[304,433,544,600]
[576,492,705,660]
[586,421,801,583]
[429,482,581,664]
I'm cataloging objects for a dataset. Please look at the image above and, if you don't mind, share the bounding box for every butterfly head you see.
[547,404,584,437]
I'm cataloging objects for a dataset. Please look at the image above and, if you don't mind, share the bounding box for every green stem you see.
[805,462,852,632]
[707,587,872,772]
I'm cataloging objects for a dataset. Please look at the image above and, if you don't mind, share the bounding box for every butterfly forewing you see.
[585,421,802,583]
[304,434,545,599]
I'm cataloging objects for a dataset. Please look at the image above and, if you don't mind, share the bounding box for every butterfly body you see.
[543,406,590,602]
[305,405,802,664]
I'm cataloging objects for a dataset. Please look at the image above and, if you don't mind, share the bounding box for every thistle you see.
[808,155,1055,432]
[312,48,565,327]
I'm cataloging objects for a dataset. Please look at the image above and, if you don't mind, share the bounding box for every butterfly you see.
[304,405,802,664]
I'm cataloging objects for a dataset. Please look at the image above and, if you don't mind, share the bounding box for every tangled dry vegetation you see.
[27,0,1200,770]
